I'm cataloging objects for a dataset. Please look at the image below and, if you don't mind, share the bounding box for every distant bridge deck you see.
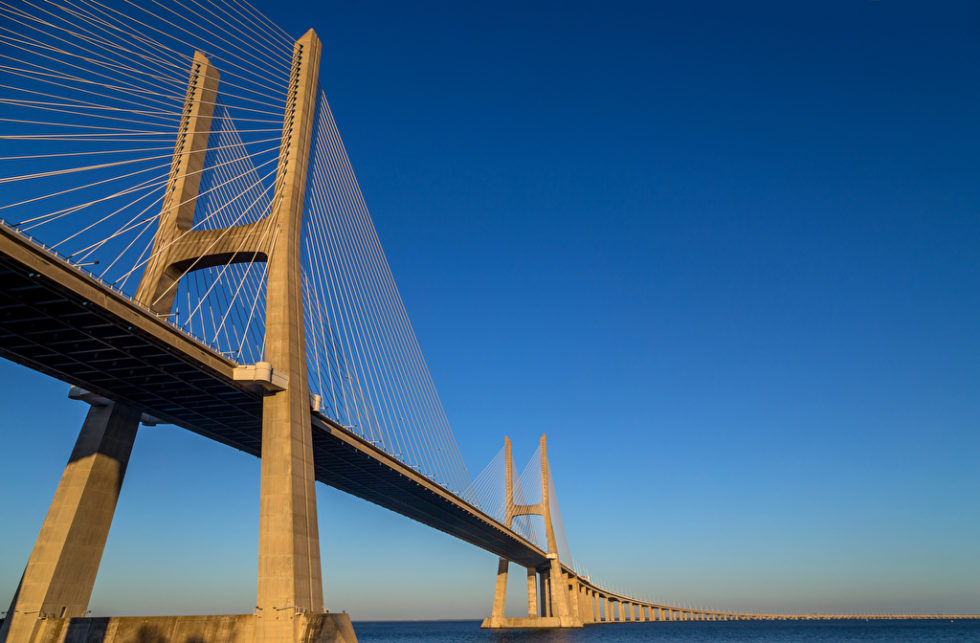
[0,223,549,570]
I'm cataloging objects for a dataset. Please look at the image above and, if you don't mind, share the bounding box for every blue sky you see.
[2,0,980,620]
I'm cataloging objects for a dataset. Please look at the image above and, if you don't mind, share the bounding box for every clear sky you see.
[2,0,979,620]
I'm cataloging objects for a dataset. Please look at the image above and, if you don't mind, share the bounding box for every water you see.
[351,619,980,642]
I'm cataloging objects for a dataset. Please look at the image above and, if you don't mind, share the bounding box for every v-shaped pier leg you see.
[0,401,140,643]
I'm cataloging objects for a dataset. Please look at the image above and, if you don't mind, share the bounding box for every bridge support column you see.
[490,558,508,619]
[545,556,574,624]
[579,584,592,623]
[526,567,537,617]
[0,400,140,643]
[540,571,550,617]
[562,574,575,621]
[565,573,580,622]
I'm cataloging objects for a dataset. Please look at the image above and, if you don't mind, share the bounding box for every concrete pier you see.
[0,402,140,642]
[25,614,355,643]
[526,567,537,617]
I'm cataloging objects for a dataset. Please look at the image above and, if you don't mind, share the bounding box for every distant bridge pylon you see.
[482,434,582,628]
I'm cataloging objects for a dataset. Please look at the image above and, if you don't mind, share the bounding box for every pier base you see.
[481,616,583,629]
[22,613,356,643]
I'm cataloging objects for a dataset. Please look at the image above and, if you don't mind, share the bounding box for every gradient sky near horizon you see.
[2,0,979,620]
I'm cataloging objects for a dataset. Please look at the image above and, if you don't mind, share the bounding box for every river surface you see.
[351,619,980,642]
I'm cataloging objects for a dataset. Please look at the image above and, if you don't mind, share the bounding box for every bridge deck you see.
[0,225,547,570]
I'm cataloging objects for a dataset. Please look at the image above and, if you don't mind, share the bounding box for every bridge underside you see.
[0,227,547,570]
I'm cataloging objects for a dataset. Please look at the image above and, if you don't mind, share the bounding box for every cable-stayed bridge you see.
[0,2,976,642]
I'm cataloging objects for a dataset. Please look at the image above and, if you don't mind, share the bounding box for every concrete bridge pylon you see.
[0,30,356,643]
[481,434,583,629]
